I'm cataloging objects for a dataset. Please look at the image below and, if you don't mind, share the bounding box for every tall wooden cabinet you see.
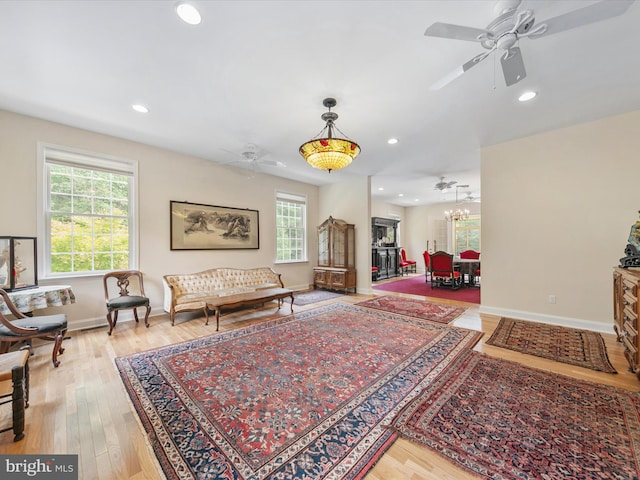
[613,267,640,378]
[371,217,400,280]
[313,217,356,293]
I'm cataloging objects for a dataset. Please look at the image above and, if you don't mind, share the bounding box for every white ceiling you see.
[1,0,639,207]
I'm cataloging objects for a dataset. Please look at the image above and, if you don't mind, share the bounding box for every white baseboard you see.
[479,305,615,335]
[70,307,166,332]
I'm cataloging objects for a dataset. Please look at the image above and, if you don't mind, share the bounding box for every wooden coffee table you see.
[205,287,294,330]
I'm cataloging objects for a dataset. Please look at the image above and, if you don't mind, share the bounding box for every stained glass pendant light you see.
[299,98,361,173]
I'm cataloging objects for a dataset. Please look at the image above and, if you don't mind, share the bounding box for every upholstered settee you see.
[163,267,285,325]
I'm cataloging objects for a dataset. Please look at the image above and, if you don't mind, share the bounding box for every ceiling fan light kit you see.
[299,98,361,173]
[425,0,633,90]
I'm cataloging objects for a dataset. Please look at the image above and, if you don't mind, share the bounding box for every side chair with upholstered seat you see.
[0,289,68,368]
[400,248,417,274]
[459,249,481,285]
[103,270,150,336]
[423,251,431,283]
[429,251,462,290]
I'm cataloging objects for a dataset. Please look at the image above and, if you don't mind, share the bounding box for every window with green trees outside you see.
[454,215,481,255]
[276,192,307,262]
[42,147,137,277]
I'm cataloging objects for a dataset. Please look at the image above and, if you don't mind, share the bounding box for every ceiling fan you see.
[220,143,286,177]
[464,192,481,203]
[425,0,634,90]
[434,176,462,192]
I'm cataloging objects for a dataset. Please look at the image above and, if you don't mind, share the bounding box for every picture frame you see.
[170,201,259,250]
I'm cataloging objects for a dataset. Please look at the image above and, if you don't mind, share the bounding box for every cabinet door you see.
[332,225,346,268]
[388,249,398,275]
[379,250,389,276]
[318,227,329,267]
[314,269,328,285]
[330,271,346,288]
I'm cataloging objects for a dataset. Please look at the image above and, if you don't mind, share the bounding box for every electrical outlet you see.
[548,295,556,304]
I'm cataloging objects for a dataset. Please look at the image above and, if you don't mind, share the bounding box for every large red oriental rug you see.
[356,295,467,324]
[116,303,481,480]
[392,350,640,480]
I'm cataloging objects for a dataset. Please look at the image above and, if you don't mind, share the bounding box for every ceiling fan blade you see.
[501,47,526,86]
[430,51,491,90]
[530,0,634,39]
[424,22,489,42]
[259,160,286,168]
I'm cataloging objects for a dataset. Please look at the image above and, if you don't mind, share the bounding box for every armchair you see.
[430,251,462,290]
[0,289,67,368]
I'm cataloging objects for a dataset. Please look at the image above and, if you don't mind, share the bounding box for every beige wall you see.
[319,177,371,293]
[480,109,640,332]
[0,109,319,330]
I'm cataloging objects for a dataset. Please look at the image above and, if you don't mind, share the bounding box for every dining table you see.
[453,258,480,286]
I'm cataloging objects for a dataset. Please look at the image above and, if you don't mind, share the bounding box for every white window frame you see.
[275,191,307,264]
[37,143,139,279]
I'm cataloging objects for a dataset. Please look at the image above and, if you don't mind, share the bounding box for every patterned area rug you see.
[283,289,343,306]
[392,351,640,480]
[356,295,467,324]
[486,317,616,373]
[116,303,482,480]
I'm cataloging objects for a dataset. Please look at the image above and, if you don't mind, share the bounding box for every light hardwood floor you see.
[0,282,638,480]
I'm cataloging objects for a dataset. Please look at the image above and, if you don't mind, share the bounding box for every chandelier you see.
[445,208,470,222]
[299,98,361,173]
[444,184,470,222]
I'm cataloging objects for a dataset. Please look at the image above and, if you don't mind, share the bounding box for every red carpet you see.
[373,275,480,304]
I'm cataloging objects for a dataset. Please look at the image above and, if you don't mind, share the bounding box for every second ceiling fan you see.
[424,0,634,90]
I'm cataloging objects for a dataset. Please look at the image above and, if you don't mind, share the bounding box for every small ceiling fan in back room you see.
[424,0,634,89]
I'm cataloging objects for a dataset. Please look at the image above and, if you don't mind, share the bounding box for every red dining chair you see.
[423,251,431,283]
[430,251,462,290]
[400,248,416,274]
[459,250,481,285]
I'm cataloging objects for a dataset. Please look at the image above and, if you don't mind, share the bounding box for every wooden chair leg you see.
[11,364,26,441]
[106,312,115,336]
[133,308,140,323]
[143,306,150,328]
[51,333,64,368]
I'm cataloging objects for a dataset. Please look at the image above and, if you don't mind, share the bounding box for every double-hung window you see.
[39,145,138,278]
[454,215,481,255]
[275,192,307,263]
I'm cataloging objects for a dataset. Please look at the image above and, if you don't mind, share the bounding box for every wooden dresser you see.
[613,267,640,377]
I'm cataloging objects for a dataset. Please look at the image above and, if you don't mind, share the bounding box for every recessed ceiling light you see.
[131,104,149,113]
[518,91,537,102]
[176,3,201,25]
[387,138,399,145]
[378,187,384,191]
[398,193,404,197]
